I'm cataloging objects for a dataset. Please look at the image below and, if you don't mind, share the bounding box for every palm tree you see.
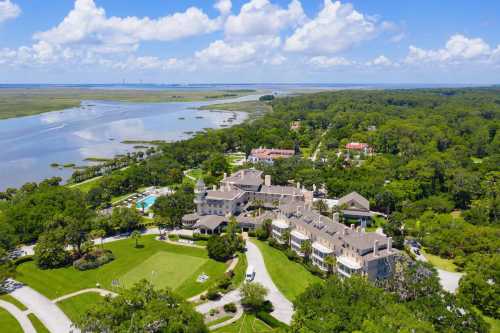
[140,201,146,214]
[324,255,337,276]
[131,230,141,248]
[300,240,312,262]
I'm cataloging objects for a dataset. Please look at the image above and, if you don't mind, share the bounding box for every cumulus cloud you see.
[34,0,222,54]
[307,56,353,68]
[0,0,20,23]
[215,0,232,16]
[225,0,305,38]
[195,36,281,66]
[365,55,394,67]
[405,34,496,64]
[284,0,382,54]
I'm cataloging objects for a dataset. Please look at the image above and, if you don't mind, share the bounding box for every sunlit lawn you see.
[57,292,104,323]
[28,314,50,333]
[16,235,226,300]
[252,239,321,301]
[0,308,22,333]
[212,314,277,333]
[422,249,458,272]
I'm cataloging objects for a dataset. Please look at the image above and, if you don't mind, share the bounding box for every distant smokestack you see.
[265,175,271,186]
[387,237,392,252]
[373,240,379,256]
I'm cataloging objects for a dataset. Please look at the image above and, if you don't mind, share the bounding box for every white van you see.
[245,265,255,282]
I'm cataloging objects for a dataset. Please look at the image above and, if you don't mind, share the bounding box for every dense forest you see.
[0,88,499,331]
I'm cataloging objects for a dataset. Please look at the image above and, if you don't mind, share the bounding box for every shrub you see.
[73,249,115,271]
[223,302,237,313]
[256,311,286,328]
[284,249,299,262]
[206,287,220,300]
[168,234,179,241]
[217,276,232,291]
[247,231,256,237]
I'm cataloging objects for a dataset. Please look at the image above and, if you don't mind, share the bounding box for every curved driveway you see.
[245,240,294,325]
[11,285,75,333]
[0,300,36,333]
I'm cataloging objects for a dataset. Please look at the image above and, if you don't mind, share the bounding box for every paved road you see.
[245,240,294,325]
[11,285,75,333]
[416,253,463,293]
[0,300,36,333]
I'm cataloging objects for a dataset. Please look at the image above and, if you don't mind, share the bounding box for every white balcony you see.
[337,255,362,277]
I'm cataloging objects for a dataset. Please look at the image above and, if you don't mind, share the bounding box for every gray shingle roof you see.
[194,215,227,230]
[223,169,263,187]
[260,185,302,196]
[206,189,244,200]
[338,192,370,211]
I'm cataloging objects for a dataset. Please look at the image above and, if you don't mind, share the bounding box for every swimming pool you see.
[136,195,157,210]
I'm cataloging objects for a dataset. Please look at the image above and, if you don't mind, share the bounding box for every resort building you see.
[247,148,295,164]
[337,191,372,227]
[184,169,313,233]
[271,203,396,281]
[345,142,372,155]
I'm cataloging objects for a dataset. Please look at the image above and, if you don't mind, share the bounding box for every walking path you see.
[0,300,36,333]
[10,284,75,333]
[245,240,294,324]
[208,304,244,331]
[52,288,117,303]
[310,130,328,162]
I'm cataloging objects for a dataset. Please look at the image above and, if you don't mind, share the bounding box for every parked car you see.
[245,265,255,282]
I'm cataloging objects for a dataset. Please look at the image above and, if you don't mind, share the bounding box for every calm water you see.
[0,95,256,190]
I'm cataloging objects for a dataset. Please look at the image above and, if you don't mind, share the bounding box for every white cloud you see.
[34,0,222,54]
[284,0,381,54]
[215,0,232,16]
[0,0,20,23]
[366,55,394,67]
[405,34,496,64]
[307,56,354,68]
[195,37,281,66]
[225,0,305,38]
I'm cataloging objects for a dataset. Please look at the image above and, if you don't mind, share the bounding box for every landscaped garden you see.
[15,235,227,300]
[252,239,321,301]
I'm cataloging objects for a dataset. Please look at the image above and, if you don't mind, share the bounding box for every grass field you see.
[0,294,27,311]
[0,308,23,333]
[483,315,500,333]
[16,235,226,300]
[28,313,50,333]
[252,240,321,301]
[422,250,458,272]
[212,314,277,333]
[57,292,104,323]
[0,89,256,120]
[121,252,207,289]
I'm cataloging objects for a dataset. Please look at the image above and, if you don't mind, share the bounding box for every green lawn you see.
[484,315,500,333]
[252,240,321,301]
[0,294,28,311]
[69,176,102,193]
[231,253,248,288]
[57,292,104,323]
[212,313,277,333]
[422,250,458,272]
[121,252,207,289]
[28,313,51,333]
[16,235,226,300]
[0,308,23,333]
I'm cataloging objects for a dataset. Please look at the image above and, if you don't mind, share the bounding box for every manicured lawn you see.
[232,253,248,288]
[121,252,207,289]
[0,294,27,310]
[16,235,226,300]
[252,240,321,301]
[57,292,103,323]
[69,176,102,193]
[208,315,234,327]
[212,314,277,333]
[28,313,50,333]
[0,308,23,333]
[422,250,458,272]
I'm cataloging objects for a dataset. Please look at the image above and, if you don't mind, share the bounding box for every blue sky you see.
[0,0,499,84]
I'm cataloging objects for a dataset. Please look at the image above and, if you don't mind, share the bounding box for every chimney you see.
[387,237,392,252]
[356,226,361,232]
[350,224,355,230]
[343,227,349,235]
[296,182,300,189]
[212,185,217,191]
[240,170,244,179]
[373,240,379,256]
[223,172,227,179]
[265,175,271,186]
